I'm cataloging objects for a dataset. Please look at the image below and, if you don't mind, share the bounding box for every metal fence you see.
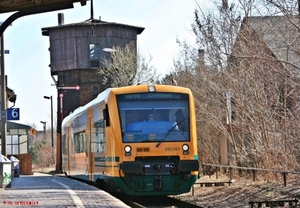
[202,163,300,186]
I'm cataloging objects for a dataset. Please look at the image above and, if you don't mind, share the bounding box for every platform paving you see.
[0,172,130,208]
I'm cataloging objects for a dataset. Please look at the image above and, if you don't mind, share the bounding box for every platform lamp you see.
[44,95,54,164]
[43,96,53,148]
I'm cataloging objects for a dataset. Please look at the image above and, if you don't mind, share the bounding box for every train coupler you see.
[154,175,163,190]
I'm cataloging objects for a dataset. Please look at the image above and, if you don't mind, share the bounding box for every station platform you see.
[0,172,130,208]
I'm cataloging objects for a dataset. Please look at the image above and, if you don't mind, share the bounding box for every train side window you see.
[74,132,87,153]
[93,120,106,153]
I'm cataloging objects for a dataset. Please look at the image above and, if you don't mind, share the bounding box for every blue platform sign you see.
[7,108,20,120]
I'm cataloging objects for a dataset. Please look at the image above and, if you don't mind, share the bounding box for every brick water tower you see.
[41,13,144,172]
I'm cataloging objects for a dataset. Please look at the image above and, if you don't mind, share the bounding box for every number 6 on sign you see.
[6,108,20,120]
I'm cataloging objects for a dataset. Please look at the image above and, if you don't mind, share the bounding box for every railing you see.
[202,163,300,186]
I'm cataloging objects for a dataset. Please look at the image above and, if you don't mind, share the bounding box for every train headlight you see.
[182,144,189,151]
[182,144,189,155]
[124,145,132,156]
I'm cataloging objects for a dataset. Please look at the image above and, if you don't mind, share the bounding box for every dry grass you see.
[32,164,56,174]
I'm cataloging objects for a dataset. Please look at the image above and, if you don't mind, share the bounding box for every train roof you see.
[62,88,112,126]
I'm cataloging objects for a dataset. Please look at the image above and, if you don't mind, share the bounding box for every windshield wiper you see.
[156,116,188,147]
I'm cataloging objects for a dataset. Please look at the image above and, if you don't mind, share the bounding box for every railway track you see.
[120,195,203,208]
[58,173,300,207]
[66,175,202,207]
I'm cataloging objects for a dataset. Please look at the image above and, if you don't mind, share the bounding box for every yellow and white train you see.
[62,84,199,196]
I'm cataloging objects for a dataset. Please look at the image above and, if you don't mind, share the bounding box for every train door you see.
[87,116,94,181]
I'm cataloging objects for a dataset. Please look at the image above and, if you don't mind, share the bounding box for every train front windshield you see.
[117,92,190,143]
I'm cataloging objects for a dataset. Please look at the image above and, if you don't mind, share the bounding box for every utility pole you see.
[1,32,7,156]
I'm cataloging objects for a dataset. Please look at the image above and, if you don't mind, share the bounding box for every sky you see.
[0,0,199,130]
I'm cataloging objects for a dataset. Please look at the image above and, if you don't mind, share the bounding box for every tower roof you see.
[42,18,144,36]
[243,15,300,79]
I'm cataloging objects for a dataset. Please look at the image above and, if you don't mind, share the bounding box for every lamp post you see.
[103,48,116,52]
[43,96,53,147]
[44,95,54,163]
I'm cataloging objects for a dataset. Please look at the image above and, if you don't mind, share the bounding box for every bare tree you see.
[164,0,300,173]
[162,0,243,166]
[263,0,299,16]
[98,45,161,88]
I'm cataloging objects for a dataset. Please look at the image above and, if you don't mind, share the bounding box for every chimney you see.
[58,13,64,26]
[198,49,205,63]
[198,49,205,69]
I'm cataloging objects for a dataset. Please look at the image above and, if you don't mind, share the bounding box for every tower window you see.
[93,87,98,96]
[90,43,100,67]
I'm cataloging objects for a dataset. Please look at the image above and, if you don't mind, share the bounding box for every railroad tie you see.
[249,198,298,208]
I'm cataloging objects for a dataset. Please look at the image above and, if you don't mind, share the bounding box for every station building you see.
[0,78,34,174]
